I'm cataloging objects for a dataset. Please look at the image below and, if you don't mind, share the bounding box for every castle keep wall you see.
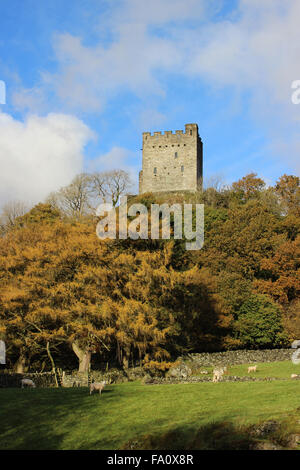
[139,123,203,194]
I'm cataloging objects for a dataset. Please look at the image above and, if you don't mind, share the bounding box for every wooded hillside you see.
[0,172,299,373]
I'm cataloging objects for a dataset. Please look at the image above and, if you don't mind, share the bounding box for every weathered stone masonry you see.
[139,123,203,194]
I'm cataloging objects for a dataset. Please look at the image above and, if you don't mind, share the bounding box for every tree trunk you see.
[46,341,59,387]
[72,341,92,372]
[122,346,131,370]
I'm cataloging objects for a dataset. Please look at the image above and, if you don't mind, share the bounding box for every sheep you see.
[291,374,298,379]
[89,380,107,395]
[212,371,220,382]
[212,368,225,383]
[21,378,36,388]
[248,366,257,373]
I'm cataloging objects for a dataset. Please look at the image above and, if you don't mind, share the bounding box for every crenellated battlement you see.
[143,123,199,141]
[140,123,203,194]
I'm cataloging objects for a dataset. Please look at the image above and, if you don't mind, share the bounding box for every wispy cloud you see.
[88,146,140,193]
[14,0,211,114]
[8,0,300,177]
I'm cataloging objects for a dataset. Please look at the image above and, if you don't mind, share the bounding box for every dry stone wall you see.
[0,349,295,388]
[0,371,56,388]
[186,348,293,367]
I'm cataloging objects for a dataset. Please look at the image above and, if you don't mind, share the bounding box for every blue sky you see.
[0,0,299,206]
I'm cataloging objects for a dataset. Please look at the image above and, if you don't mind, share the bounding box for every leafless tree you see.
[90,169,133,207]
[46,169,134,219]
[47,173,92,219]
[204,173,226,192]
[0,200,29,233]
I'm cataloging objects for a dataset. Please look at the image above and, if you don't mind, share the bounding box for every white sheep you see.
[21,378,36,388]
[89,380,107,395]
[291,374,298,379]
[248,366,257,373]
[212,368,225,383]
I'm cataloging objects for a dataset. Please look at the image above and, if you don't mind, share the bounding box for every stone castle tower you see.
[139,123,203,194]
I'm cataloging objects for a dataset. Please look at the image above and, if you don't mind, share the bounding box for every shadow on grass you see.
[1,385,299,450]
[0,387,115,450]
[121,421,258,450]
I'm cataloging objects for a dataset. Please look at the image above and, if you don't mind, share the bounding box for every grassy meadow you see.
[191,360,300,379]
[1,361,300,450]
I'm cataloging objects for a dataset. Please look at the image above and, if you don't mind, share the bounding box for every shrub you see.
[233,294,289,349]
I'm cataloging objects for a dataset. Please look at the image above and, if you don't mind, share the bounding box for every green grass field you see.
[1,361,300,450]
[192,360,300,379]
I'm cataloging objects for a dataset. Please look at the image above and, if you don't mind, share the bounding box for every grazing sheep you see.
[248,366,257,373]
[90,380,107,395]
[291,374,298,379]
[21,378,36,388]
[200,370,208,374]
[212,368,225,383]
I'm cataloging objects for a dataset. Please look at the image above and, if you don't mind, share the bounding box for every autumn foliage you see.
[0,173,299,372]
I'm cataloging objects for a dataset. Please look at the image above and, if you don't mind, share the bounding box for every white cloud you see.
[47,29,178,112]
[88,146,140,193]
[15,1,300,118]
[187,0,300,100]
[89,146,134,171]
[0,112,94,207]
[185,0,300,172]
[10,0,300,174]
[113,0,208,26]
[12,87,47,114]
[136,109,167,130]
[28,0,211,113]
